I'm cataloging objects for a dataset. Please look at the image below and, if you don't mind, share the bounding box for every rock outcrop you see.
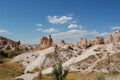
[78,31,120,49]
[40,35,53,48]
[0,36,21,51]
[106,35,113,44]
[94,37,104,44]
[11,31,120,80]
[60,39,65,44]
[79,38,88,49]
[114,31,120,43]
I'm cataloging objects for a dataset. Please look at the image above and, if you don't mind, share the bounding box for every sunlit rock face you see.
[40,35,53,48]
[114,31,120,43]
[0,36,21,51]
[60,39,65,44]
[79,38,88,49]
[11,31,120,78]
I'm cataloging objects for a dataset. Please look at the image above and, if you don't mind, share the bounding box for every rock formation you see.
[0,36,21,51]
[60,39,65,44]
[40,35,53,48]
[106,35,113,44]
[114,31,120,43]
[94,37,104,44]
[47,35,53,47]
[79,38,88,49]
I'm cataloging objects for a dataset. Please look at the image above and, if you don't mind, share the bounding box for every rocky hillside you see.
[12,42,120,75]
[0,36,34,51]
[11,31,120,80]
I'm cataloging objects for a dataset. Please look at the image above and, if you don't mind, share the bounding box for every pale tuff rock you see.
[0,36,21,51]
[114,31,120,43]
[47,35,53,47]
[12,42,120,80]
[105,31,120,44]
[79,38,88,49]
[79,37,104,49]
[40,35,53,48]
[106,35,113,44]
[94,37,104,44]
[11,31,120,80]
[60,39,65,44]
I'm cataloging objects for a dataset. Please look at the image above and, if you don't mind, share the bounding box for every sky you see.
[0,0,120,44]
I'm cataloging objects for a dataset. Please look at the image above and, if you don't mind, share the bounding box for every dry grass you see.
[45,52,56,58]
[0,58,24,80]
[34,72,120,80]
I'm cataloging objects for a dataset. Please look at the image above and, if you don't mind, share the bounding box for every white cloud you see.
[0,29,11,34]
[36,28,43,31]
[36,23,42,27]
[100,32,111,37]
[36,23,43,31]
[89,30,99,36]
[52,29,112,42]
[43,28,59,33]
[22,38,40,44]
[47,16,72,24]
[111,26,120,30]
[52,29,88,40]
[68,24,82,29]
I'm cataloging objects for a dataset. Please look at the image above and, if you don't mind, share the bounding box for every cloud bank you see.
[47,16,72,24]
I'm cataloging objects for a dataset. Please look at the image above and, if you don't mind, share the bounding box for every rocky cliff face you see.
[12,42,120,74]
[0,36,21,51]
[0,36,34,51]
[40,35,53,48]
[11,31,120,79]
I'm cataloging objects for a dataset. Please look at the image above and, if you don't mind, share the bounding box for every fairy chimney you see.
[79,38,88,49]
[40,36,48,48]
[60,39,65,44]
[114,31,120,43]
[95,37,104,44]
[107,35,113,44]
[47,35,53,47]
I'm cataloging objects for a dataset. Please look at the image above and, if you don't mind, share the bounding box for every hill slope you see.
[11,42,120,80]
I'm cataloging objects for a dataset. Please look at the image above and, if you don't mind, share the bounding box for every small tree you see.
[52,63,69,80]
[97,75,105,80]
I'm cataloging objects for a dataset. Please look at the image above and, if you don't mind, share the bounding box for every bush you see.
[7,52,14,58]
[97,75,105,80]
[0,50,14,58]
[0,50,4,55]
[0,50,7,57]
[110,69,119,74]
[52,63,69,80]
[0,60,3,64]
[38,70,42,79]
[16,78,24,80]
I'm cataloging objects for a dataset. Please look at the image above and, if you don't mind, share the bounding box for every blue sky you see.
[0,0,120,44]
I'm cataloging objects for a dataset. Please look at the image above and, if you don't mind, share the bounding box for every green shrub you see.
[38,70,42,79]
[0,60,3,64]
[0,50,7,57]
[0,50,13,58]
[97,75,105,80]
[110,69,119,74]
[16,78,24,80]
[52,63,69,80]
[7,52,14,58]
[0,50,4,55]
